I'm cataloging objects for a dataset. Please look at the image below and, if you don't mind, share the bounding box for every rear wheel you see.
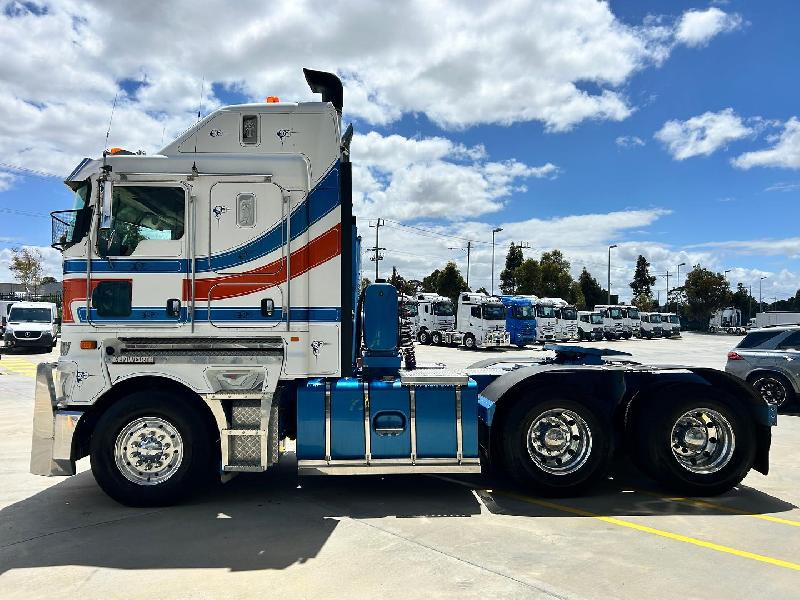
[463,334,476,349]
[431,331,442,345]
[90,391,211,506]
[417,330,431,345]
[750,373,794,409]
[631,393,754,495]
[501,396,612,496]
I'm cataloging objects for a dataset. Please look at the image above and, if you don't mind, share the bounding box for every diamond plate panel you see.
[230,433,262,465]
[232,400,262,429]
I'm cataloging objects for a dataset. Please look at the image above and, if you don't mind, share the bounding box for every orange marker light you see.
[290,336,300,342]
[266,96,280,103]
[109,147,124,155]
[80,340,98,350]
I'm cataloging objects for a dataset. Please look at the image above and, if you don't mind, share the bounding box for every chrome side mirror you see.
[100,179,113,229]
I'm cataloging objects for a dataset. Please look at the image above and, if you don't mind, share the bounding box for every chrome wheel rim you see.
[465,336,475,348]
[526,408,592,475]
[670,408,735,474]
[753,377,787,407]
[114,416,184,485]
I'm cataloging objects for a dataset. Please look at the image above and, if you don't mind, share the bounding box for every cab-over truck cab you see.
[415,292,455,345]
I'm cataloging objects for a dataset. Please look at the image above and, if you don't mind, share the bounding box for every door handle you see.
[166,298,181,317]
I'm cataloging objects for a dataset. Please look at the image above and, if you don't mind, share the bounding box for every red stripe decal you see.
[189,224,341,301]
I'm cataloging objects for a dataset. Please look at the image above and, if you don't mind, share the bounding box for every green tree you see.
[539,250,573,298]
[731,282,755,319]
[435,262,469,304]
[515,258,541,296]
[682,266,731,321]
[499,243,524,294]
[568,281,586,309]
[578,268,607,308]
[360,277,371,293]
[629,255,656,303]
[421,269,441,293]
[389,267,417,296]
[9,247,44,293]
[40,276,58,285]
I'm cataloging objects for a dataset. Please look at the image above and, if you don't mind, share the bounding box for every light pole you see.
[759,276,767,312]
[676,262,686,315]
[607,244,617,304]
[491,227,503,296]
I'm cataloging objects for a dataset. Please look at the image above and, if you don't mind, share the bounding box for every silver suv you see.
[725,326,800,409]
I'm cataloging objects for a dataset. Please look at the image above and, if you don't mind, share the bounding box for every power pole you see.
[661,272,673,311]
[448,240,473,288]
[369,218,385,280]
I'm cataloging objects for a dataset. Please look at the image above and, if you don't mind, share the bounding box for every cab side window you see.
[470,306,481,318]
[776,331,800,350]
[99,186,185,256]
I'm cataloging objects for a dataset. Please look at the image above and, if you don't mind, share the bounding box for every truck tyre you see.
[463,334,477,350]
[418,330,431,345]
[501,395,612,496]
[631,393,755,496]
[90,391,211,506]
[431,331,442,345]
[749,372,794,409]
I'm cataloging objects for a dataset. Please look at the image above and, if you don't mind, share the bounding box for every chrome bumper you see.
[30,362,82,476]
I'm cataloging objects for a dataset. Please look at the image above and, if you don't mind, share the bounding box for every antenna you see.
[103,93,119,156]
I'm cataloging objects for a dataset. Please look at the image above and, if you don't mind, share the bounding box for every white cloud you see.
[655,108,751,160]
[687,237,800,258]
[675,7,742,48]
[0,1,744,179]
[615,135,645,148]
[765,181,800,192]
[352,132,558,221]
[0,171,18,192]
[732,117,800,170]
[0,245,62,283]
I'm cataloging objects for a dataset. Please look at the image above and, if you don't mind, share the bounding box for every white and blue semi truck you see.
[32,70,776,506]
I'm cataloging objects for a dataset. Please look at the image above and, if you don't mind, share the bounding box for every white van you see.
[3,301,59,351]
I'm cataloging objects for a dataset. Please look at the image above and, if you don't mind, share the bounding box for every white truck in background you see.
[639,312,664,339]
[577,311,604,341]
[441,292,510,350]
[659,312,681,337]
[542,297,578,341]
[595,305,626,340]
[415,292,456,345]
[754,311,800,329]
[624,306,642,338]
[709,307,746,335]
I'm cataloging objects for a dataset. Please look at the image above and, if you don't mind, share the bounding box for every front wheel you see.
[431,331,442,345]
[417,330,431,345]
[463,334,477,350]
[631,393,755,496]
[501,396,612,496]
[90,391,212,506]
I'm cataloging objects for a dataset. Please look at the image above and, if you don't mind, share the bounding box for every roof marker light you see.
[266,96,280,103]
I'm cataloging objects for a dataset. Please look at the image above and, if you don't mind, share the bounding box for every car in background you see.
[725,325,800,410]
[2,301,59,352]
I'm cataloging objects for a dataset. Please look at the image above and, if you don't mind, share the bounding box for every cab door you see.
[89,183,188,327]
[205,181,287,329]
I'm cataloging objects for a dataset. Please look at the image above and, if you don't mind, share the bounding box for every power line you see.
[0,207,49,218]
[0,162,61,179]
[368,218,385,280]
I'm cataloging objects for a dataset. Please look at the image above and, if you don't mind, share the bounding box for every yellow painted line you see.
[0,357,38,377]
[635,489,800,528]
[494,490,800,572]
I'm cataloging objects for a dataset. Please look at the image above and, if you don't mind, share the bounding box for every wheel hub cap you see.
[527,409,592,475]
[114,416,184,486]
[670,408,735,474]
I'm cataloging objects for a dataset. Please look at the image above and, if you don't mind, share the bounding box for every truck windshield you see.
[483,304,505,320]
[537,306,555,318]
[513,305,535,319]
[660,315,669,322]
[669,315,680,324]
[561,307,577,320]
[434,301,454,316]
[591,313,603,325]
[400,303,418,318]
[8,307,51,323]
[628,308,640,319]
[608,308,623,319]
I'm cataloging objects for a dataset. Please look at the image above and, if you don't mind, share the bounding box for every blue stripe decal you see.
[64,162,341,275]
[75,306,341,323]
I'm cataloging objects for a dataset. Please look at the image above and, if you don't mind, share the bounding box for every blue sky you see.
[1,0,798,301]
